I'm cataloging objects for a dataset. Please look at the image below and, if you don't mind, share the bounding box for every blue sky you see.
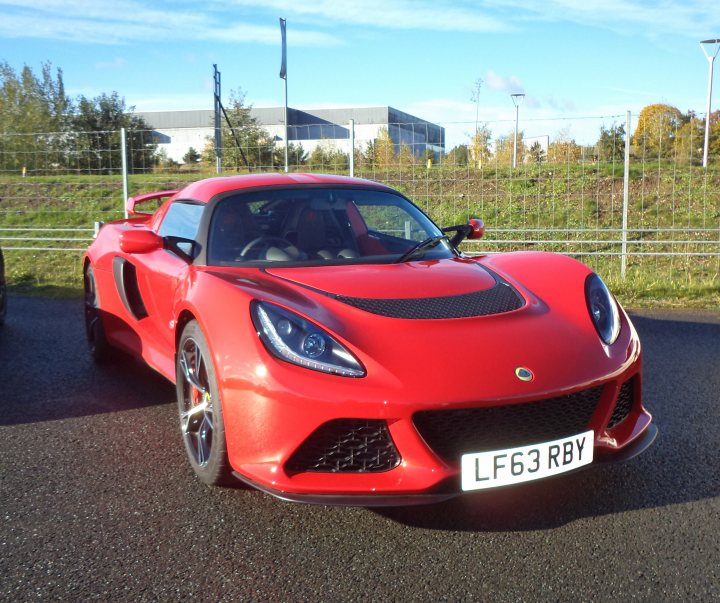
[0,0,719,147]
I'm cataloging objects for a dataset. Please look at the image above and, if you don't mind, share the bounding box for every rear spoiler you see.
[126,190,179,216]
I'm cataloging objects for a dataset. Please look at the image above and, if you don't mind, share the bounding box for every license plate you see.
[461,430,594,491]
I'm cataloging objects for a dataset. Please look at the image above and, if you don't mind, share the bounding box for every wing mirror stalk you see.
[442,218,485,248]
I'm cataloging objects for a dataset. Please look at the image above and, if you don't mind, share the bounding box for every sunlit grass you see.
[1,168,718,308]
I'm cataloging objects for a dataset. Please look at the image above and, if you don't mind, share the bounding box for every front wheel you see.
[176,320,232,486]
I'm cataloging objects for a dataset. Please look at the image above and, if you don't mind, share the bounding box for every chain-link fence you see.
[1,113,718,293]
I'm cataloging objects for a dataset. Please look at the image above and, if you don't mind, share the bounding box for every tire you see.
[84,263,114,362]
[176,320,233,486]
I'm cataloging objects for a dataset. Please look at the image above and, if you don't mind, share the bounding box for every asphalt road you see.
[1,296,718,602]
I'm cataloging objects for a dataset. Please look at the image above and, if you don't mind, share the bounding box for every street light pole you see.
[511,93,525,168]
[700,39,720,168]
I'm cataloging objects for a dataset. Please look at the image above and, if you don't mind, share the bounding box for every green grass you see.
[1,165,718,308]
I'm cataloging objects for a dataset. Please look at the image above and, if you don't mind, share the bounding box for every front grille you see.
[335,282,524,319]
[608,379,634,429]
[285,419,401,474]
[413,386,603,463]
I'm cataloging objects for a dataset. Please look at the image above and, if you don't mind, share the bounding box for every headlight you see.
[250,301,365,377]
[585,273,620,345]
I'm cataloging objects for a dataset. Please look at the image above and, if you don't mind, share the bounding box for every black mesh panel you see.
[413,387,603,463]
[285,419,401,474]
[335,282,523,319]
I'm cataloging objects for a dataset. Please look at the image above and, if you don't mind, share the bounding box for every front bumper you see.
[223,368,655,505]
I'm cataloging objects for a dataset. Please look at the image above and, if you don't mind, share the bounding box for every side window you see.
[355,203,428,242]
[158,201,204,240]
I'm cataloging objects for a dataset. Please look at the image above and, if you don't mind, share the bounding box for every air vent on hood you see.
[334,280,524,319]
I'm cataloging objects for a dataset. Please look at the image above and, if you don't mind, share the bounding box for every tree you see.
[307,143,347,172]
[631,104,684,159]
[548,129,582,164]
[528,141,545,164]
[671,114,703,165]
[154,148,179,172]
[674,110,720,165]
[373,127,396,169]
[469,124,492,167]
[0,61,70,171]
[398,142,415,167]
[597,123,625,162]
[276,142,307,168]
[183,147,201,164]
[201,139,216,167]
[709,110,720,161]
[445,145,469,166]
[213,88,276,171]
[470,77,483,134]
[0,61,69,134]
[494,130,525,166]
[361,140,376,168]
[71,92,157,172]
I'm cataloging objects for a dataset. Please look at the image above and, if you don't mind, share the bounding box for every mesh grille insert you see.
[413,387,604,463]
[335,282,523,319]
[285,419,401,474]
[608,379,634,429]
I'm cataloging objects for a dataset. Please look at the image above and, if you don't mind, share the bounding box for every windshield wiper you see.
[395,235,447,263]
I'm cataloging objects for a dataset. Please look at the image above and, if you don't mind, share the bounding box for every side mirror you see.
[466,218,485,240]
[119,228,163,254]
[442,218,485,248]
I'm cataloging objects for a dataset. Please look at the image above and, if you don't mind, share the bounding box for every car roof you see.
[176,173,393,204]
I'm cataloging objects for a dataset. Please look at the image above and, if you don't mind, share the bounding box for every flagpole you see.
[284,76,288,172]
[279,18,288,173]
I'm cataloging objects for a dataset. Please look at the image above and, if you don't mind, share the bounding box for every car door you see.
[128,200,205,375]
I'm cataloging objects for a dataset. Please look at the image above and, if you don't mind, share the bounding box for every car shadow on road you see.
[375,313,720,531]
[0,295,175,426]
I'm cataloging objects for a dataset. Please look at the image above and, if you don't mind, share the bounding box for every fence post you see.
[621,111,631,279]
[121,127,129,219]
[349,119,355,177]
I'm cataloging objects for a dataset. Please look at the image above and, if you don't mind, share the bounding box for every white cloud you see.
[484,0,720,39]
[3,0,716,47]
[95,57,129,70]
[218,0,720,39]
[485,70,525,94]
[0,0,343,45]
[219,0,514,33]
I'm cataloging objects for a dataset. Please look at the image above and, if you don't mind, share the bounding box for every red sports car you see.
[83,173,656,505]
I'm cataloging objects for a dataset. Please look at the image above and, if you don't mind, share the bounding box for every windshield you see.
[206,187,453,267]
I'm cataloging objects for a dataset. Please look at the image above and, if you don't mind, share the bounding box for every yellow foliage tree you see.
[374,127,396,169]
[673,114,704,165]
[707,110,720,161]
[548,128,582,163]
[469,125,492,167]
[674,110,720,165]
[494,130,525,166]
[398,142,416,167]
[631,104,684,158]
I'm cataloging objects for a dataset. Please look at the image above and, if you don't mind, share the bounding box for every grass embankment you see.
[1,165,718,308]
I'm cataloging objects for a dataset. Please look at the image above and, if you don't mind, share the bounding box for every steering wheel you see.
[240,236,295,258]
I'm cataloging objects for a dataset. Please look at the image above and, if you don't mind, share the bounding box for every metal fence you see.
[1,112,718,290]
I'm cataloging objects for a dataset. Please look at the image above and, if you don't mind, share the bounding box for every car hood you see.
[207,254,638,403]
[264,257,498,299]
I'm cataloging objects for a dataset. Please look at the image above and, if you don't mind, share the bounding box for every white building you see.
[134,107,445,163]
